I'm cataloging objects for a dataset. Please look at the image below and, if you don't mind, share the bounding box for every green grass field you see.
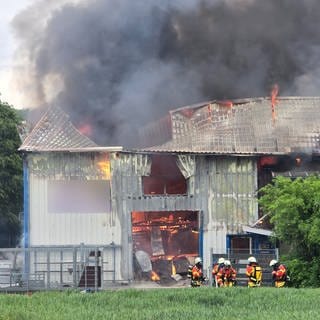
[0,287,318,320]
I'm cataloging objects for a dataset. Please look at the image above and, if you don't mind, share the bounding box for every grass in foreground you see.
[0,287,319,320]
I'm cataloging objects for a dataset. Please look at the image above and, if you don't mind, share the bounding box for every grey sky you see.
[0,0,32,106]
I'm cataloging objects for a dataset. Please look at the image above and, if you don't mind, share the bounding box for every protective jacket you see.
[222,266,237,287]
[212,263,225,275]
[272,264,287,288]
[212,263,224,287]
[191,264,205,287]
[216,267,225,287]
[246,263,262,287]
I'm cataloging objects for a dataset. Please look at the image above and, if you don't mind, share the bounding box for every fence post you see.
[94,247,98,292]
[101,248,104,289]
[113,245,116,283]
[73,248,77,288]
[46,250,50,289]
[209,248,213,286]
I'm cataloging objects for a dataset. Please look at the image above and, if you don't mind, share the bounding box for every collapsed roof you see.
[138,97,320,155]
[19,106,100,152]
[19,97,320,155]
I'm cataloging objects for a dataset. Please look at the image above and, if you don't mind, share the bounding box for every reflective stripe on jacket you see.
[246,263,262,287]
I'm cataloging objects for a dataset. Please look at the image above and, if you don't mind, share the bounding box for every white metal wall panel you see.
[29,175,121,246]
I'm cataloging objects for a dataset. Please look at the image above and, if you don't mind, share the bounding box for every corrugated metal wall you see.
[27,152,257,281]
[111,153,257,277]
[28,153,120,245]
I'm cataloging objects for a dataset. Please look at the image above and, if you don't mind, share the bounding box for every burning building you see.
[19,96,320,287]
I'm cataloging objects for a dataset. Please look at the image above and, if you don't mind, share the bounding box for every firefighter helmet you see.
[248,256,257,263]
[269,259,278,267]
[218,257,225,264]
[195,257,202,265]
[224,260,231,266]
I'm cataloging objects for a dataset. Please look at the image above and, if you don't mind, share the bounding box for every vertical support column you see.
[113,245,116,283]
[199,211,203,260]
[23,158,30,276]
[46,250,50,289]
[73,248,77,288]
[60,250,63,286]
[94,247,98,292]
[100,248,104,289]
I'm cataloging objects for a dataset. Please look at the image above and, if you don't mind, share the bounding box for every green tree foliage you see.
[0,99,23,247]
[259,175,320,287]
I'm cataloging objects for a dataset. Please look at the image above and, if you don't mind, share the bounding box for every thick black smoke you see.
[11,0,320,146]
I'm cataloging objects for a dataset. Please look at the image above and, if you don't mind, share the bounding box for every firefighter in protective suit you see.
[270,259,288,288]
[221,260,237,287]
[212,257,225,287]
[190,257,206,287]
[216,259,237,287]
[246,256,262,287]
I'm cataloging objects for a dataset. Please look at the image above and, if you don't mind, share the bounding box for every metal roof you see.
[19,106,100,152]
[19,97,320,155]
[139,97,320,155]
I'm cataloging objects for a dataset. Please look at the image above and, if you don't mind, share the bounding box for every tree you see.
[0,99,23,247]
[259,175,320,287]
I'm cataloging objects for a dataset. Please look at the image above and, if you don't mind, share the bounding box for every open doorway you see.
[230,236,251,254]
[132,211,199,284]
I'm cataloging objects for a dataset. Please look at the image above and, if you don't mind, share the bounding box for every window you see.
[143,155,187,195]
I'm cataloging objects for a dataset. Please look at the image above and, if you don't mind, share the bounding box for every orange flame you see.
[218,100,233,108]
[271,84,279,125]
[151,270,160,281]
[171,262,176,276]
[77,123,92,136]
[97,160,111,180]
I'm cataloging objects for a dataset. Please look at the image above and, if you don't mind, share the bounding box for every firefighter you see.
[190,257,206,287]
[269,259,289,288]
[222,260,237,287]
[215,263,225,287]
[246,256,262,287]
[212,257,225,287]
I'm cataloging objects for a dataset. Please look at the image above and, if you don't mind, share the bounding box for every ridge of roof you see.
[19,106,99,152]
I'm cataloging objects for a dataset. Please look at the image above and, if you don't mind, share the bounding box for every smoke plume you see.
[11,0,320,146]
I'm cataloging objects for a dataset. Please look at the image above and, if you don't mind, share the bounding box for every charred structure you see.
[19,96,320,286]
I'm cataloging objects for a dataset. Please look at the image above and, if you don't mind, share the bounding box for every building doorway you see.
[131,210,199,283]
[230,236,251,254]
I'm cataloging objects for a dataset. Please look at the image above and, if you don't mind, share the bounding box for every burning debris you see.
[270,84,279,126]
[132,211,198,284]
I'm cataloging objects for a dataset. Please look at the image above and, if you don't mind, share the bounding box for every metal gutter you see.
[19,146,123,153]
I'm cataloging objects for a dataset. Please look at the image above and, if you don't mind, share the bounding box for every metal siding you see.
[114,153,258,273]
[27,151,258,279]
[29,174,117,245]
[202,156,257,268]
[28,153,120,247]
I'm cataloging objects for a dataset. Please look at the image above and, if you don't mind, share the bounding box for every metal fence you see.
[0,244,121,292]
